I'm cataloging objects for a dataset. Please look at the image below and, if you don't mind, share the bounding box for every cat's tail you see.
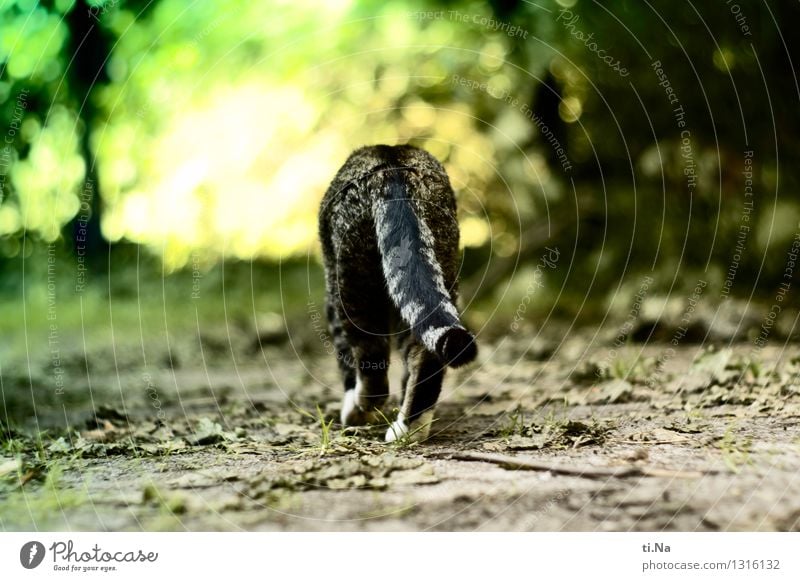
[371,168,477,368]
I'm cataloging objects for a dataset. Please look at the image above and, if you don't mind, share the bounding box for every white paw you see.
[340,386,381,426]
[385,417,409,442]
[340,389,358,425]
[385,411,434,443]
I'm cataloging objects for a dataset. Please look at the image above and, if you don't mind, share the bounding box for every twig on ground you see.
[449,452,714,479]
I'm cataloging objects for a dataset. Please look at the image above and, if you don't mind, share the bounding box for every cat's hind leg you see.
[325,298,357,398]
[385,342,445,443]
[340,335,390,426]
[334,300,391,427]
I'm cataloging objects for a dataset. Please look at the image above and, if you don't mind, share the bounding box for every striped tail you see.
[372,169,477,368]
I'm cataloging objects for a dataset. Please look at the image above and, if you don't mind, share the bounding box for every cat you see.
[318,144,477,442]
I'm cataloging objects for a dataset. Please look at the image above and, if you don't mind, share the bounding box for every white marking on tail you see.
[420,325,451,354]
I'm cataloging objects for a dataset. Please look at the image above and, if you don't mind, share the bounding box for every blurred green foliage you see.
[0,0,798,307]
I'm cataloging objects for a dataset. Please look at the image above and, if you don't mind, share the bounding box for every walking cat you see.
[318,144,477,442]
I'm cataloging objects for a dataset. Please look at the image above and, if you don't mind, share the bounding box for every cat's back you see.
[321,145,446,203]
[318,144,454,252]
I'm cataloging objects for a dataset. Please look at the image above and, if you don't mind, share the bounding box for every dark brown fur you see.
[318,144,477,441]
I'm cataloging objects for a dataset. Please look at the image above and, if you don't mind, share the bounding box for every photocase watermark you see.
[510,246,560,332]
[451,75,572,172]
[678,129,695,192]
[751,226,799,353]
[725,0,753,37]
[651,60,692,146]
[388,236,413,271]
[410,10,528,39]
[191,13,230,46]
[29,539,159,573]
[651,60,696,193]
[46,243,66,397]
[191,250,202,300]
[526,108,573,173]
[652,59,680,108]
[721,150,755,299]
[597,275,654,375]
[646,279,707,388]
[557,8,628,77]
[307,298,388,371]
[74,178,94,294]
[133,87,172,125]
[20,539,158,572]
[0,88,29,199]
[521,489,569,529]
[784,227,800,284]
[20,541,46,570]
[142,371,166,421]
[87,0,120,21]
[308,298,335,355]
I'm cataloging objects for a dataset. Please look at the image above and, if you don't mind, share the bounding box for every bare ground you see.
[2,335,800,531]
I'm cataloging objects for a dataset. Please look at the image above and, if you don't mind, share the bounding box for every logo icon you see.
[389,236,413,270]
[20,541,45,569]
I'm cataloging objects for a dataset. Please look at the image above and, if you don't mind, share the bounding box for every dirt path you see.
[2,339,799,531]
